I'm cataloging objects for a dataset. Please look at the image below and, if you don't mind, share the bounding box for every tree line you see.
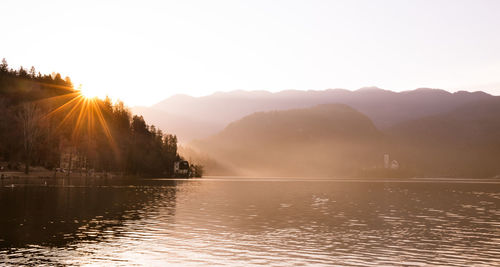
[0,58,199,177]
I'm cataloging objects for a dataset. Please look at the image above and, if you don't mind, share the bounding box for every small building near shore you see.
[384,154,390,169]
[390,160,399,170]
[174,160,190,177]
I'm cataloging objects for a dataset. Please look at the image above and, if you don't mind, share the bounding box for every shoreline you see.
[2,170,499,180]
[0,171,123,179]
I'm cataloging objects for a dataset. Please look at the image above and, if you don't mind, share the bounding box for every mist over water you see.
[1,177,499,266]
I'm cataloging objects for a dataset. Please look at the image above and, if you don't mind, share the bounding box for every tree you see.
[29,66,36,78]
[64,76,72,87]
[0,58,7,72]
[190,164,203,177]
[16,103,43,174]
[18,66,28,78]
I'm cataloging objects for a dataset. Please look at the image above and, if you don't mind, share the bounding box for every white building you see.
[384,154,390,169]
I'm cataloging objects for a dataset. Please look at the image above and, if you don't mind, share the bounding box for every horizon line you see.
[140,86,496,108]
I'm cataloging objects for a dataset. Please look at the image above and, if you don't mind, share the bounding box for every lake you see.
[0,177,499,266]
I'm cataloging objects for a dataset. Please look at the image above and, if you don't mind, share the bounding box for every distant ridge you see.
[137,88,493,142]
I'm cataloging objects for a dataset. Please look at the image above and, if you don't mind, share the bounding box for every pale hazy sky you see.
[1,0,499,106]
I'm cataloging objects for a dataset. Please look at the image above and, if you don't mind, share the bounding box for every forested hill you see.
[191,104,387,177]
[387,97,500,178]
[0,59,183,176]
[0,60,73,104]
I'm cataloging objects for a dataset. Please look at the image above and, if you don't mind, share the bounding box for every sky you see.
[1,0,500,106]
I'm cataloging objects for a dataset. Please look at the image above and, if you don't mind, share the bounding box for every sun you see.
[79,85,102,99]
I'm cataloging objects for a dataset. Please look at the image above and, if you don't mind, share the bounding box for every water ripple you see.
[0,178,499,266]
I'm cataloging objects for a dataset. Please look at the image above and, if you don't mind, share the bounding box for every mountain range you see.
[133,87,492,142]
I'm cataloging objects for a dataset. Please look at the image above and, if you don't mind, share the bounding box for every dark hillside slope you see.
[388,97,500,177]
[192,104,388,177]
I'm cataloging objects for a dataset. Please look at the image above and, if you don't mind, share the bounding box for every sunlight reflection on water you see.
[0,177,499,266]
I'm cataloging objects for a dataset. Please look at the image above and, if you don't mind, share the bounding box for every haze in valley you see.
[134,88,500,178]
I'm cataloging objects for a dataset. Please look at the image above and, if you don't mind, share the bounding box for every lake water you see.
[0,177,499,266]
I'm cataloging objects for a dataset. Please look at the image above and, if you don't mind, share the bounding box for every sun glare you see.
[43,91,117,156]
[79,87,101,99]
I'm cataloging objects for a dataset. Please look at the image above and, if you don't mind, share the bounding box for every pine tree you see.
[0,58,8,72]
